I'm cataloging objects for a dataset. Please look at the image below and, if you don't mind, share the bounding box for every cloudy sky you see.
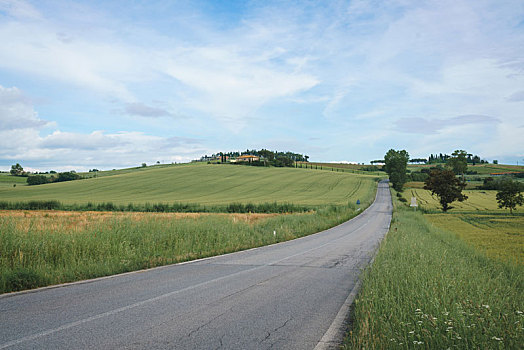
[1,0,523,172]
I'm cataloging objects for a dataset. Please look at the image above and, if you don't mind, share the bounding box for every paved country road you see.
[0,181,392,350]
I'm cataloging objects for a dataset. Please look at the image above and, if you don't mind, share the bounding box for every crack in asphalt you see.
[259,316,294,346]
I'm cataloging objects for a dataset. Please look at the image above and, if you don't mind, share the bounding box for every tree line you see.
[10,163,81,186]
[201,149,309,167]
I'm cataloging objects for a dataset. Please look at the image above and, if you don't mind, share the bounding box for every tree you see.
[27,175,48,186]
[447,150,468,181]
[10,163,24,176]
[424,168,468,212]
[384,149,409,191]
[496,178,524,214]
[56,172,80,182]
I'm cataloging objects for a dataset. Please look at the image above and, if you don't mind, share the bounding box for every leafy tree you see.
[384,149,409,191]
[496,178,524,214]
[424,168,468,212]
[10,163,24,176]
[27,175,48,186]
[56,172,80,182]
[447,150,468,180]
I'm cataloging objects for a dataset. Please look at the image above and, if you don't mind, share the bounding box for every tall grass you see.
[0,200,371,294]
[345,201,523,349]
[0,200,311,213]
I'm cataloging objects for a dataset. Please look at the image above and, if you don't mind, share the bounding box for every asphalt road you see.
[0,181,392,350]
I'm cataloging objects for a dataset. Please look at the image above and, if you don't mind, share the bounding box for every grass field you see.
[426,214,523,265]
[0,163,377,206]
[401,188,503,212]
[0,164,379,293]
[0,173,27,188]
[0,203,373,294]
[345,196,524,349]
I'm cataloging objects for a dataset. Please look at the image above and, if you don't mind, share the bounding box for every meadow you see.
[345,194,524,349]
[401,188,502,212]
[0,164,379,293]
[0,163,377,206]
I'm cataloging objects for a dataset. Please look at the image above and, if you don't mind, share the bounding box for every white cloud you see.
[0,85,50,130]
[165,46,318,126]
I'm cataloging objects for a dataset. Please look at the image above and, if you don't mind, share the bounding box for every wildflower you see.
[483,305,490,309]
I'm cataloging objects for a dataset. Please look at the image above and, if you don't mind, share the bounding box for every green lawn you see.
[0,163,377,206]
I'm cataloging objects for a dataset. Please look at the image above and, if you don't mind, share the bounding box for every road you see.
[0,181,392,350]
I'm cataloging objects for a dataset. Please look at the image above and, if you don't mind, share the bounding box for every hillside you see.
[0,163,378,206]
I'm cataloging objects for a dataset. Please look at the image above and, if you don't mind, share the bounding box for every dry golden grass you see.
[0,210,280,234]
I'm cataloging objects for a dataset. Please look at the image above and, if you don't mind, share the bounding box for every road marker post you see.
[410,197,418,211]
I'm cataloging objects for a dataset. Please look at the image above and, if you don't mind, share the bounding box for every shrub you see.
[27,175,49,186]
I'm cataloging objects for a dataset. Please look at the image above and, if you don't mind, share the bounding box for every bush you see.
[27,175,49,186]
[1,268,49,292]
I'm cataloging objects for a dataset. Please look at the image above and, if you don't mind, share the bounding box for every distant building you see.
[236,155,260,162]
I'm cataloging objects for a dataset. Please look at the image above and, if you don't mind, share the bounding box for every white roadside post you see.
[410,197,418,211]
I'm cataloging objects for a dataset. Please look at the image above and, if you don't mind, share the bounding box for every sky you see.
[1,0,523,172]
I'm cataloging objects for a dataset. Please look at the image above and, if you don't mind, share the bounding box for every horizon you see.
[1,0,524,172]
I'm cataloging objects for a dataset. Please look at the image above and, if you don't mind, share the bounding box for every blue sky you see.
[1,0,523,172]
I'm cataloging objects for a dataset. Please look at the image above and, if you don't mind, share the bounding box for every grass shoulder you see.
[345,190,523,348]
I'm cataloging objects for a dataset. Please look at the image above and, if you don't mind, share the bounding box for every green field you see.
[426,214,523,264]
[0,163,377,206]
[402,188,502,212]
[0,164,379,293]
[0,173,27,188]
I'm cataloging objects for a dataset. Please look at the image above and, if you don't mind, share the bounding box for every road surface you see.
[0,181,392,349]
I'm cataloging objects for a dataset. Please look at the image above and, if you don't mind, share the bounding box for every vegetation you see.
[448,149,468,181]
[197,149,308,166]
[0,198,376,294]
[384,149,410,191]
[425,214,523,265]
[401,188,500,212]
[0,163,380,293]
[0,200,312,214]
[345,196,523,349]
[496,178,524,214]
[0,164,377,206]
[424,168,468,212]
[26,171,81,186]
[10,163,25,176]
